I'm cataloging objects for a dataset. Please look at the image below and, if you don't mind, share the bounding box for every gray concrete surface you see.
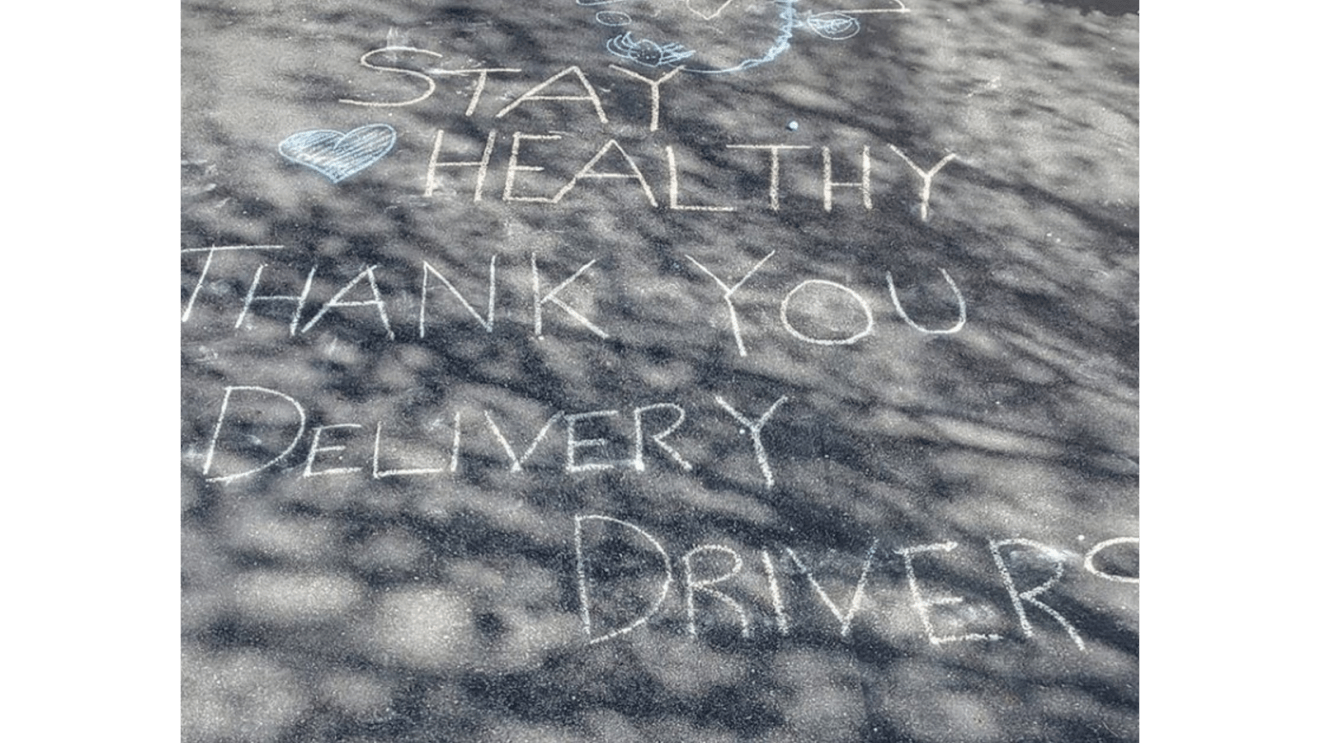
[182,1,1138,740]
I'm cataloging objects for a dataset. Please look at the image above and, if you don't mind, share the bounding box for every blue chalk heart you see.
[278,124,397,183]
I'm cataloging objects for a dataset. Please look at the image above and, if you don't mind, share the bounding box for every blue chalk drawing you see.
[278,124,397,183]
[580,0,908,75]
[607,32,698,67]
[595,11,635,26]
[806,11,862,40]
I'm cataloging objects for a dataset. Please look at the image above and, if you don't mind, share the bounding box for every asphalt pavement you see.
[182,1,1139,740]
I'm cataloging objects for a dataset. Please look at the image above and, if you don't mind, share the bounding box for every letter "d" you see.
[575,515,673,643]
[202,386,307,483]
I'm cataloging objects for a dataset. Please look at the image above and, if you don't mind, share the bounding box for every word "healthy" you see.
[330,51,960,217]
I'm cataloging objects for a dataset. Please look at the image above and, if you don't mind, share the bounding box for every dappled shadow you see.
[1034,0,1138,18]
[183,1,1137,741]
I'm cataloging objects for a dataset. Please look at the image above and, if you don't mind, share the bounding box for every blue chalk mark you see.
[587,1,899,75]
[278,124,397,183]
[690,0,797,75]
[806,12,862,41]
[599,0,797,75]
[595,10,633,26]
[606,32,696,67]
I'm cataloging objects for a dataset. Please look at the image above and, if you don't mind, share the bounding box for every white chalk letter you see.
[503,132,562,203]
[553,139,657,207]
[686,251,775,357]
[885,268,967,334]
[181,246,220,323]
[1083,537,1139,584]
[496,66,609,123]
[420,257,496,337]
[423,129,498,200]
[714,394,789,489]
[779,279,875,345]
[761,549,790,635]
[576,515,673,643]
[666,146,736,212]
[202,386,307,484]
[372,421,449,479]
[784,541,878,638]
[684,545,750,638]
[303,424,364,478]
[887,145,957,222]
[182,246,286,322]
[727,144,811,211]
[565,409,624,473]
[532,254,610,339]
[339,47,443,108]
[989,539,1086,650]
[609,64,684,132]
[483,409,563,472]
[631,403,693,472]
[234,264,317,336]
[821,146,872,212]
[896,542,1002,645]
[439,67,522,117]
[301,265,396,340]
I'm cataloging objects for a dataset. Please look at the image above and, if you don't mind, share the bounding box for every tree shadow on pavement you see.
[183,1,1138,741]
